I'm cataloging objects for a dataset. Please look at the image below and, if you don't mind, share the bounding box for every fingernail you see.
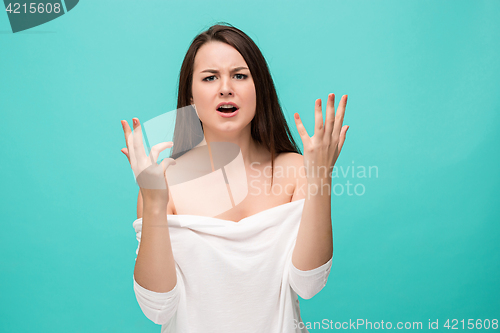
[133,119,137,125]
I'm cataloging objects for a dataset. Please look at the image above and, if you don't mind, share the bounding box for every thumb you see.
[121,148,130,162]
[161,158,177,173]
[150,141,174,163]
[161,158,177,187]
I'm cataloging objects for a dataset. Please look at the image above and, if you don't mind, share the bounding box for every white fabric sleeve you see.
[132,218,180,325]
[288,255,333,300]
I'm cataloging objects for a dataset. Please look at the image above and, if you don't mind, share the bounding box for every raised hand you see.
[120,118,176,202]
[293,94,349,182]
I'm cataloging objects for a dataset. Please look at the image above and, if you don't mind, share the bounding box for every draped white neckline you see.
[166,198,305,224]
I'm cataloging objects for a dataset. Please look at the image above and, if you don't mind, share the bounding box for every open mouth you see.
[217,106,239,113]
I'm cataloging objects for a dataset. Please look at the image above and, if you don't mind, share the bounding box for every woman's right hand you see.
[120,118,176,204]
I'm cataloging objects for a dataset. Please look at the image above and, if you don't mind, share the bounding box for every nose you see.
[219,76,233,96]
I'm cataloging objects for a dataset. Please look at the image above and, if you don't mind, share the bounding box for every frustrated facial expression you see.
[191,41,257,135]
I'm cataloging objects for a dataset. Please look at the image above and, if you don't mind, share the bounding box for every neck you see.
[198,124,270,167]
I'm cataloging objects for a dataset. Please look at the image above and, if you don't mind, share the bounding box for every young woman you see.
[120,23,349,333]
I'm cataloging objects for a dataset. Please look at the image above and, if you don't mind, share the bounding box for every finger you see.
[293,112,310,140]
[121,120,132,151]
[150,141,174,164]
[132,118,147,160]
[324,93,335,137]
[333,95,348,138]
[126,125,136,165]
[314,98,324,135]
[122,120,137,165]
[338,125,349,153]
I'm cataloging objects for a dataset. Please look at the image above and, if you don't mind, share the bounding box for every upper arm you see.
[137,190,143,219]
[137,189,175,219]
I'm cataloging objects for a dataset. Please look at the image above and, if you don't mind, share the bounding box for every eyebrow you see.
[200,67,249,74]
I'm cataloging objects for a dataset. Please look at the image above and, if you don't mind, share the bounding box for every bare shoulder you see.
[276,151,304,169]
[276,152,307,202]
[276,152,303,161]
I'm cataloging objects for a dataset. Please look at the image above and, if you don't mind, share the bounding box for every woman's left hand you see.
[293,93,349,182]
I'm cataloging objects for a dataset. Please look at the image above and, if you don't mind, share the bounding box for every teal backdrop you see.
[1,0,499,332]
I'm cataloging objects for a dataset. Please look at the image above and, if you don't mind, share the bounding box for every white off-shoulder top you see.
[132,198,333,333]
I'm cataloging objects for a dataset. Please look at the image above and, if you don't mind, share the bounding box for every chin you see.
[205,121,249,135]
[217,123,244,132]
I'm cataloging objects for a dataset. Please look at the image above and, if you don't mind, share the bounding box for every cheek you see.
[248,85,257,113]
[243,81,256,103]
[192,85,210,109]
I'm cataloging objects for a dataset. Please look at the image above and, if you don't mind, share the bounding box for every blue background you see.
[1,0,499,332]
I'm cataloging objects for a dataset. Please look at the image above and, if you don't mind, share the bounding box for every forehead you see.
[193,41,248,71]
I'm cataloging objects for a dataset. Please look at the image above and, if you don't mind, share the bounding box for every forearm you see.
[292,177,333,271]
[134,199,177,293]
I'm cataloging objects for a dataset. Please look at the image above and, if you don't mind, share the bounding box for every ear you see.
[190,97,194,104]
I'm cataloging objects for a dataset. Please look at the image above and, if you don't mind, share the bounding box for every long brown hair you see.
[171,22,301,186]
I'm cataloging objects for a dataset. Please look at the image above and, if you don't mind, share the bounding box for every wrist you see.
[142,192,168,210]
[306,177,332,198]
[306,175,332,185]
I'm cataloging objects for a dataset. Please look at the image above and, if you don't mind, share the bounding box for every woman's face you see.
[191,41,256,136]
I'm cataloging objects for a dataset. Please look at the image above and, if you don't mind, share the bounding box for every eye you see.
[235,74,247,80]
[202,75,216,82]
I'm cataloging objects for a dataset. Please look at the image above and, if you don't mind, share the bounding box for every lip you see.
[216,109,239,118]
[216,102,239,109]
